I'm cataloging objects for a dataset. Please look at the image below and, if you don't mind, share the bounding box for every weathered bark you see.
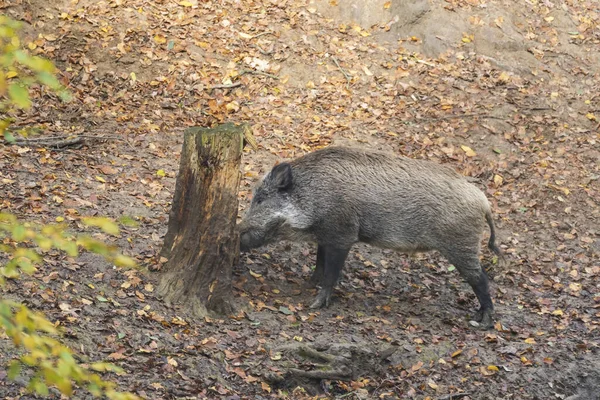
[158,123,245,317]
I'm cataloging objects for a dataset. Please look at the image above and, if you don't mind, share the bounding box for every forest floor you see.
[0,0,599,399]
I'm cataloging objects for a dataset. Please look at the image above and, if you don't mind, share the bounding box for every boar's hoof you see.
[470,308,493,330]
[309,288,332,309]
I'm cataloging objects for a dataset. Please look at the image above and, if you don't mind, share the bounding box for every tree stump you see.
[158,123,245,317]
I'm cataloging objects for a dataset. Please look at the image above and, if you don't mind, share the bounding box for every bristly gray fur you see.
[239,146,502,328]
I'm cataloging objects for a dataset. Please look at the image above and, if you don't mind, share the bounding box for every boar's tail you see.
[485,210,502,257]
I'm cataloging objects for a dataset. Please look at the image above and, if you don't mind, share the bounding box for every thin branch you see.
[288,368,351,381]
[9,135,116,149]
[332,56,352,87]
[415,112,505,122]
[205,82,243,90]
[251,31,275,39]
[240,69,280,80]
[11,134,121,142]
[297,345,335,363]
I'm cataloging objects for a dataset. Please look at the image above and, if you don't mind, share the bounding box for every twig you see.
[416,113,504,122]
[288,367,351,381]
[205,82,243,90]
[436,393,472,400]
[251,31,275,39]
[11,134,120,142]
[10,135,116,149]
[332,56,352,87]
[240,69,280,80]
[13,137,83,148]
[297,345,335,363]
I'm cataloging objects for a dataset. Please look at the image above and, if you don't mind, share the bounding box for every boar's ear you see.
[271,162,293,191]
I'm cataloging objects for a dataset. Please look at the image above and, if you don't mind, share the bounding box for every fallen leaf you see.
[461,145,476,157]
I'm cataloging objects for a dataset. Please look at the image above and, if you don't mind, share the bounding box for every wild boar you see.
[239,146,502,329]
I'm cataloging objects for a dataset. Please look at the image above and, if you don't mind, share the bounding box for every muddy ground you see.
[0,0,599,399]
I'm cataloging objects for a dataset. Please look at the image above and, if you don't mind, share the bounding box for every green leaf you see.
[112,254,136,268]
[118,215,138,227]
[12,224,26,241]
[58,89,72,102]
[7,360,21,379]
[81,217,120,236]
[35,71,61,89]
[279,306,293,315]
[3,131,15,143]
[33,378,49,396]
[8,83,31,109]
[447,265,456,272]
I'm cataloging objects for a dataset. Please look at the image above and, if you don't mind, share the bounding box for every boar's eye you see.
[253,191,265,205]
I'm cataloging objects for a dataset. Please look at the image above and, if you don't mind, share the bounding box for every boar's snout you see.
[239,230,252,252]
[239,226,265,252]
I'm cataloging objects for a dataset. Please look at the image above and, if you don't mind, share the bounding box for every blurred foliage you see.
[0,15,71,142]
[0,15,139,399]
[0,214,139,399]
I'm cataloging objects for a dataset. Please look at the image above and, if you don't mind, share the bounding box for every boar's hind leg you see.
[309,246,351,309]
[445,251,494,329]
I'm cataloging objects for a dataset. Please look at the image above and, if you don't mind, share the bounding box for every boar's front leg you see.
[308,245,326,287]
[309,246,351,309]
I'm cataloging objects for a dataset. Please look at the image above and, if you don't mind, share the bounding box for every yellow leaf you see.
[95,176,106,183]
[461,145,476,157]
[153,35,167,44]
[495,16,504,28]
[6,71,18,79]
[130,72,137,82]
[524,338,536,344]
[384,1,391,9]
[261,382,271,393]
[225,101,240,112]
[498,71,510,82]
[179,0,194,6]
[156,169,166,177]
[117,42,127,54]
[270,352,282,361]
[462,37,471,43]
[249,269,262,278]
[271,288,280,294]
[552,309,563,316]
[544,16,554,23]
[293,336,303,342]
[494,174,503,187]
[27,42,37,50]
[55,216,65,222]
[586,113,597,121]
[451,349,463,358]
[487,365,499,371]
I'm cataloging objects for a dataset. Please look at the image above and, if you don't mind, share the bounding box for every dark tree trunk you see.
[158,123,244,317]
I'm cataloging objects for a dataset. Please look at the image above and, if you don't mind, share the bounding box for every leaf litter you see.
[0,0,599,399]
